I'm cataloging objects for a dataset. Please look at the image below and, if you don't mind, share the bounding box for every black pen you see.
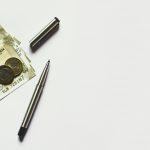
[18,60,50,141]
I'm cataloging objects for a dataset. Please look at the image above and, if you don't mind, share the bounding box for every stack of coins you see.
[0,57,23,85]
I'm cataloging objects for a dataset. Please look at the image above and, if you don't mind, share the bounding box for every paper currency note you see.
[0,26,35,100]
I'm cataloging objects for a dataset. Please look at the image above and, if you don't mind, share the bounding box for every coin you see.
[5,57,23,77]
[0,65,14,85]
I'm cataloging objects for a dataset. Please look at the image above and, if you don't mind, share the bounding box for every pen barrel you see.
[18,60,50,141]
[21,84,43,128]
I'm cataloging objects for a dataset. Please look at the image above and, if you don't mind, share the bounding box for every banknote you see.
[0,26,35,100]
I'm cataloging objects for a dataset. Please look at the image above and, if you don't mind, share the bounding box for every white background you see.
[0,0,150,149]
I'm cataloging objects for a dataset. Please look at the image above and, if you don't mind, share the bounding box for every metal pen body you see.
[30,17,60,51]
[21,83,44,128]
[18,60,50,141]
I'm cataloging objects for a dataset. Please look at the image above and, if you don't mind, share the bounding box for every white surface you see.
[0,0,150,149]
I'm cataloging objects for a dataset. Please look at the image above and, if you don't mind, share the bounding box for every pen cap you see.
[30,17,60,51]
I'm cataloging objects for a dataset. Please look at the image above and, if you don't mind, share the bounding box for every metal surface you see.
[30,17,60,51]
[18,60,50,140]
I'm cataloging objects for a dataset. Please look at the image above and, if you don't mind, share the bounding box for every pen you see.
[18,60,50,141]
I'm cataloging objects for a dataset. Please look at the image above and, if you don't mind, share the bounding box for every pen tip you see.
[48,60,50,63]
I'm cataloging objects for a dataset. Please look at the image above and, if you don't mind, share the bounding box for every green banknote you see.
[0,26,36,100]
